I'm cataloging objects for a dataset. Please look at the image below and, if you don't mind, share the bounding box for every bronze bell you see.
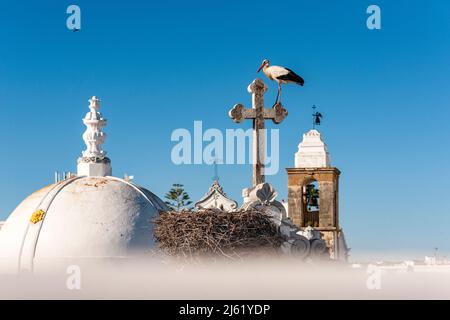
[308,196,319,207]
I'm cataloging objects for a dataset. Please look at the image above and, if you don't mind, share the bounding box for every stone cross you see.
[229,79,288,186]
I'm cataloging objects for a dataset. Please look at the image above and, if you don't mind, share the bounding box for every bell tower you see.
[286,129,348,260]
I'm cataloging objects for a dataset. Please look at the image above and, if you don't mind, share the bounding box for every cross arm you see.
[229,104,256,123]
[265,102,288,124]
[229,103,288,124]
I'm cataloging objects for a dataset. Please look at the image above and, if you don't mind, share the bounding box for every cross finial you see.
[229,78,288,187]
[212,158,221,182]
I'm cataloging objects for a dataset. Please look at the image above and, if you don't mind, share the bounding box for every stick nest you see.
[153,209,283,259]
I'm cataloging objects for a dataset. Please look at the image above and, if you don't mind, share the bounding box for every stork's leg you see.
[278,83,282,103]
[275,82,282,105]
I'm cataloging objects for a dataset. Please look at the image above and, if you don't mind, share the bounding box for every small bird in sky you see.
[257,59,304,105]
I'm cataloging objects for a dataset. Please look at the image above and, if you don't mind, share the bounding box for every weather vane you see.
[312,105,323,129]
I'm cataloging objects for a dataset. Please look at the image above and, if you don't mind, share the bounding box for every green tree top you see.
[164,183,192,211]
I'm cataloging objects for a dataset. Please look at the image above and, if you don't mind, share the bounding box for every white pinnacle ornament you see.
[77,96,112,177]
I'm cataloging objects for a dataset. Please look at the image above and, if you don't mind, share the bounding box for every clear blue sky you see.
[0,0,449,260]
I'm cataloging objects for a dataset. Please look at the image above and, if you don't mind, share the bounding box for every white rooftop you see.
[295,129,331,168]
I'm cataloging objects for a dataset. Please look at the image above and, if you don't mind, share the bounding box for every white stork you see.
[257,59,304,104]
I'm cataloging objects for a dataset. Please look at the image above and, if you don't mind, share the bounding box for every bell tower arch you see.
[287,167,340,229]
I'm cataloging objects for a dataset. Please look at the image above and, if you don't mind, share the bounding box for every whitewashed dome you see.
[0,96,168,273]
[0,176,167,272]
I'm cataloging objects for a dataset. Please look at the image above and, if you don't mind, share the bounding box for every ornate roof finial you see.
[82,96,107,158]
[77,96,112,177]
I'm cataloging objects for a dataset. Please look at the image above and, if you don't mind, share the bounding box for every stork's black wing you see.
[277,68,305,86]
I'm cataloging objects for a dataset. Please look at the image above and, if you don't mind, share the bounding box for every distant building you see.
[425,256,437,265]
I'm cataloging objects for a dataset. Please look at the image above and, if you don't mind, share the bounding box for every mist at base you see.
[1,255,450,299]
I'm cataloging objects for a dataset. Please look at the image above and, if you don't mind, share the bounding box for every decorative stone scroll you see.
[195,180,238,212]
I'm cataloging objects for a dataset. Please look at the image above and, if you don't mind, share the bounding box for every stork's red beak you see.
[257,63,264,73]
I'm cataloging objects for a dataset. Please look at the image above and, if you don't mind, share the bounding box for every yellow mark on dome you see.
[30,209,46,224]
